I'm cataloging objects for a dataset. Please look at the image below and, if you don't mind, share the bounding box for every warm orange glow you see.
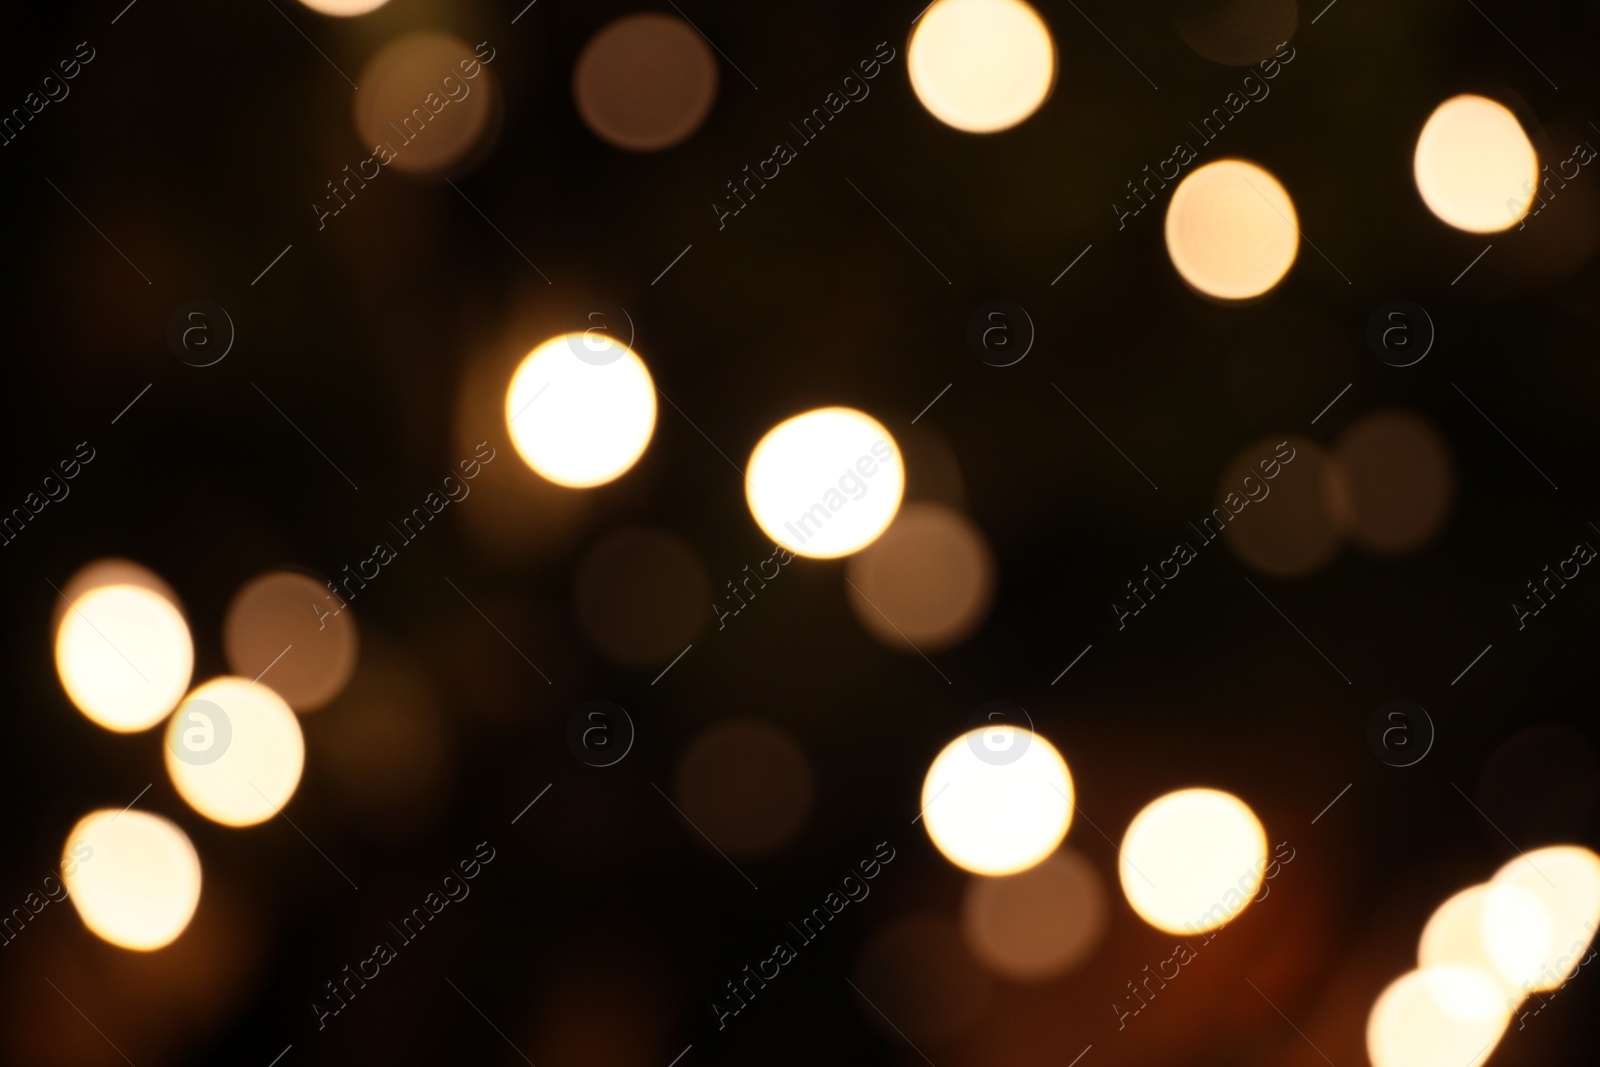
[909,0,1056,133]
[224,570,358,712]
[845,503,995,651]
[353,33,499,177]
[575,14,718,151]
[961,849,1106,980]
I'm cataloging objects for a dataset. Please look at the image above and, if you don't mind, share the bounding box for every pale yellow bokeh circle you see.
[62,809,202,951]
[909,0,1056,133]
[55,583,194,733]
[1118,787,1268,934]
[1414,94,1539,233]
[165,677,306,827]
[1367,967,1512,1067]
[1165,159,1299,300]
[298,0,391,17]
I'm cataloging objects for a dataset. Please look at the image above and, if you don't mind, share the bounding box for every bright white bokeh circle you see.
[921,726,1073,876]
[746,407,905,559]
[505,334,658,488]
[297,0,392,15]
[1491,845,1600,991]
[1367,967,1512,1067]
[1414,94,1538,233]
[165,677,306,827]
[1118,787,1269,934]
[55,583,194,733]
[62,809,202,951]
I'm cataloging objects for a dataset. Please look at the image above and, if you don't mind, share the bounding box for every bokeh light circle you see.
[574,529,709,667]
[746,407,905,559]
[298,0,391,14]
[1165,158,1299,300]
[55,582,194,733]
[353,32,500,177]
[845,502,995,651]
[505,333,657,488]
[908,0,1056,133]
[1491,845,1600,991]
[62,809,202,951]
[961,848,1107,980]
[223,570,358,712]
[1414,95,1538,233]
[921,726,1073,876]
[674,720,814,857]
[1367,967,1512,1067]
[1119,787,1268,934]
[575,13,718,151]
[164,677,306,827]
[1327,411,1455,556]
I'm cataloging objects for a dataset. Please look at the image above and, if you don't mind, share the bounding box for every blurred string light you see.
[224,570,358,712]
[298,0,391,14]
[1165,159,1299,300]
[844,502,995,652]
[1414,94,1539,233]
[908,0,1056,133]
[55,563,193,733]
[353,33,501,178]
[961,847,1107,980]
[921,726,1073,876]
[1369,844,1600,1067]
[1118,787,1268,934]
[745,407,905,559]
[164,677,305,827]
[575,13,718,151]
[62,809,201,951]
[505,333,657,488]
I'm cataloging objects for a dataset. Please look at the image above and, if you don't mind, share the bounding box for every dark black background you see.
[4,1,1600,1065]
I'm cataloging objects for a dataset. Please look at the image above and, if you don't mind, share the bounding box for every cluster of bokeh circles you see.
[53,562,357,950]
[41,4,1597,1064]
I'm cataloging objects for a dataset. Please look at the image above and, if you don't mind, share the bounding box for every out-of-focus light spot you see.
[505,334,657,489]
[353,32,500,178]
[55,581,193,733]
[575,529,709,668]
[1476,725,1600,845]
[574,13,718,151]
[1177,0,1297,66]
[845,503,995,652]
[961,848,1107,980]
[746,407,905,559]
[1414,95,1539,233]
[62,810,201,951]
[54,558,179,628]
[1418,882,1554,998]
[1492,845,1600,992]
[223,570,357,712]
[922,726,1072,876]
[853,914,994,1045]
[164,677,305,827]
[674,720,813,857]
[1166,159,1299,300]
[909,0,1056,134]
[1326,411,1455,556]
[1119,787,1268,934]
[1219,436,1344,577]
[299,0,390,14]
[1367,967,1512,1067]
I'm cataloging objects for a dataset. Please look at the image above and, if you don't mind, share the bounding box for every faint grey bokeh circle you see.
[167,301,234,367]
[567,700,635,768]
[574,13,718,151]
[1366,301,1435,367]
[167,698,232,766]
[966,300,1034,367]
[1367,699,1434,768]
[566,301,634,365]
[965,699,1033,766]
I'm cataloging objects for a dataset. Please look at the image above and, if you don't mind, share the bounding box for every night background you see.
[4,1,1600,1065]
